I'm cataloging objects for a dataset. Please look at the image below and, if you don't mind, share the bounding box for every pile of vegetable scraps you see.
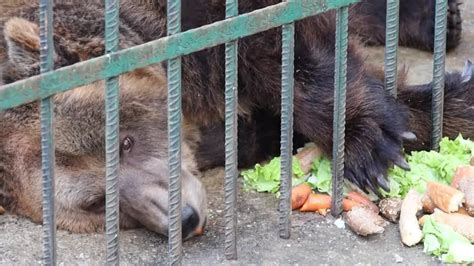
[241,135,474,263]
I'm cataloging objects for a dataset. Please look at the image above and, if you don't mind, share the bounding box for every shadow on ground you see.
[1,1,472,265]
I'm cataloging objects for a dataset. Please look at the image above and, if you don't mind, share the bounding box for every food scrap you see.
[378,197,402,223]
[421,193,436,214]
[344,207,388,236]
[459,176,474,215]
[426,181,464,213]
[399,189,423,246]
[423,209,474,242]
[421,216,474,263]
[240,135,474,263]
[452,166,474,215]
[346,191,379,213]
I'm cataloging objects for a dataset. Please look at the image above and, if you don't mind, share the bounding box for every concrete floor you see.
[1,2,472,265]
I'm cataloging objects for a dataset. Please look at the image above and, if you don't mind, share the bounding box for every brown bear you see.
[0,0,472,238]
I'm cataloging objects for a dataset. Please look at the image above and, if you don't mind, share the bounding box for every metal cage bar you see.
[331,6,349,216]
[279,9,295,239]
[384,0,400,97]
[39,0,57,264]
[0,0,369,263]
[104,0,121,264]
[224,0,239,261]
[167,0,183,264]
[0,0,358,112]
[431,0,448,151]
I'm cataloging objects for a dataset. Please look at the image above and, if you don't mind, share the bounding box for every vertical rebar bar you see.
[431,0,447,151]
[104,0,121,264]
[279,3,295,239]
[384,0,400,97]
[331,6,349,217]
[39,0,56,264]
[224,0,239,260]
[167,0,182,265]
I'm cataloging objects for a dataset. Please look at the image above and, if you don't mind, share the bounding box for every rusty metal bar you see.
[104,0,121,264]
[167,0,183,264]
[331,6,349,217]
[39,0,57,264]
[279,10,295,239]
[0,0,359,111]
[224,0,239,261]
[431,0,447,151]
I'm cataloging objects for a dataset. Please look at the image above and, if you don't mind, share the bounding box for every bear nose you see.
[181,205,200,239]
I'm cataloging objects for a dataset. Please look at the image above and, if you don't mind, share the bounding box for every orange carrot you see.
[291,183,312,210]
[342,198,362,211]
[300,193,332,212]
[346,191,380,213]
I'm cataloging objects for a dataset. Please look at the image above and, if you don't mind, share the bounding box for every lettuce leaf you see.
[422,216,474,263]
[307,157,332,193]
[241,135,473,198]
[241,156,306,193]
[384,135,474,198]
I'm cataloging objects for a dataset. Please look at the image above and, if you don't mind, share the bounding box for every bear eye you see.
[121,136,134,152]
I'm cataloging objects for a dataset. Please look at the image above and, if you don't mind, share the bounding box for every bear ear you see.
[3,17,41,76]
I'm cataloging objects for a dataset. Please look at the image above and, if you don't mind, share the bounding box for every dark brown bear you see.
[0,0,472,237]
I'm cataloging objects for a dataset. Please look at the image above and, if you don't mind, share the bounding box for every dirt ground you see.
[1,2,472,265]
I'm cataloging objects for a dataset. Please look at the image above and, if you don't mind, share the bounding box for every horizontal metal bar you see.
[0,0,359,111]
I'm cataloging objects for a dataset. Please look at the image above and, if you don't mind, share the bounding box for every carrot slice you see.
[346,191,379,213]
[300,193,332,212]
[291,183,312,210]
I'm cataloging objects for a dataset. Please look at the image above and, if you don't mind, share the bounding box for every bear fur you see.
[0,0,472,236]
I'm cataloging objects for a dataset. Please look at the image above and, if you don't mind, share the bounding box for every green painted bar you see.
[38,0,57,264]
[331,6,349,217]
[0,0,359,111]
[223,0,239,261]
[167,0,183,264]
[431,0,447,151]
[104,0,121,264]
